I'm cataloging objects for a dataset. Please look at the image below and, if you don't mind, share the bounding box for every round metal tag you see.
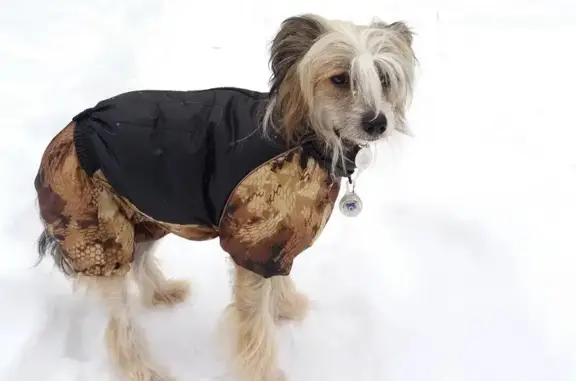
[339,191,363,217]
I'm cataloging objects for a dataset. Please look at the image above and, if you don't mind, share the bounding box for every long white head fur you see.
[263,14,417,172]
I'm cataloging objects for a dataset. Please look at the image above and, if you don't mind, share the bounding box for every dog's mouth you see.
[336,122,391,145]
[344,131,384,145]
[362,134,384,142]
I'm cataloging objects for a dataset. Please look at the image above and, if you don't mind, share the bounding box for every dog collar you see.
[301,139,360,178]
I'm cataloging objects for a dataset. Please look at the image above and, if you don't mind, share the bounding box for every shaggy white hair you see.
[263,14,417,173]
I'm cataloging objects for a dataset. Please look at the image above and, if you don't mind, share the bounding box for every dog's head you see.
[264,14,417,168]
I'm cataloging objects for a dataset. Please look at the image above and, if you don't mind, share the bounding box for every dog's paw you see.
[149,369,175,381]
[148,279,190,308]
[269,369,288,381]
[240,368,287,381]
[129,367,174,381]
[275,291,309,322]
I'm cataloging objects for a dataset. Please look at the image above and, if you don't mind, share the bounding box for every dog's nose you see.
[361,111,387,136]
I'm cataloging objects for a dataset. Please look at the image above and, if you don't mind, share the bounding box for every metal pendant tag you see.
[339,190,363,217]
[339,146,371,218]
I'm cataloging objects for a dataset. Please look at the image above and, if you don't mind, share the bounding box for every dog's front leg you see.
[270,275,309,323]
[225,265,286,381]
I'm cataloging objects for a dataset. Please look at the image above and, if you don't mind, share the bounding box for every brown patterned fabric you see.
[35,123,340,278]
[91,170,219,242]
[36,123,135,276]
[219,148,341,278]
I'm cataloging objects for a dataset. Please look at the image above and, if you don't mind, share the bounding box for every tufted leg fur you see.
[270,275,309,323]
[79,275,173,381]
[132,241,190,308]
[35,123,173,380]
[223,265,285,381]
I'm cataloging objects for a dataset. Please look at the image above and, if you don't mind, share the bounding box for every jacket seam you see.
[216,146,301,228]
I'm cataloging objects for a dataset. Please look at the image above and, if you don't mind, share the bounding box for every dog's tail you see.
[35,227,74,276]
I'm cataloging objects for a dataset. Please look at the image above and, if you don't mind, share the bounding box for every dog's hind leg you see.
[270,275,309,323]
[76,194,174,381]
[38,217,174,381]
[79,274,173,381]
[224,264,285,381]
[35,125,172,380]
[132,239,190,309]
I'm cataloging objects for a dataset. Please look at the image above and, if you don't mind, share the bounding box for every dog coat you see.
[36,87,357,278]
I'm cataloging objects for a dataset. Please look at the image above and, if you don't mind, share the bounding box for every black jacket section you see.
[72,87,289,227]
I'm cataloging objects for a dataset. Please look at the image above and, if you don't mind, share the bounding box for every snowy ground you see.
[1,0,575,380]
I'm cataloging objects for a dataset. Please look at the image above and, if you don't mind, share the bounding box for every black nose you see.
[361,111,387,136]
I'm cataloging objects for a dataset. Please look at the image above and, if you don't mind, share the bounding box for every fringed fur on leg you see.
[270,275,309,323]
[222,265,286,381]
[131,241,190,308]
[78,275,174,381]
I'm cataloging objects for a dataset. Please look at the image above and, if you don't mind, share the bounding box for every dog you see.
[34,13,416,381]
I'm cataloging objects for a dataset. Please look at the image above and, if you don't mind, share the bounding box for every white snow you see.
[1,0,575,380]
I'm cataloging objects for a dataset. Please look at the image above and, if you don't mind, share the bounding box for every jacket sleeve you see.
[218,147,341,278]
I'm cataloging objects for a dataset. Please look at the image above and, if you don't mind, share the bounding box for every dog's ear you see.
[267,14,326,143]
[269,14,325,94]
[388,21,414,46]
[371,19,414,46]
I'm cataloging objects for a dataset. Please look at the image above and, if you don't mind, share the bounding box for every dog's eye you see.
[380,72,391,88]
[330,73,349,86]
